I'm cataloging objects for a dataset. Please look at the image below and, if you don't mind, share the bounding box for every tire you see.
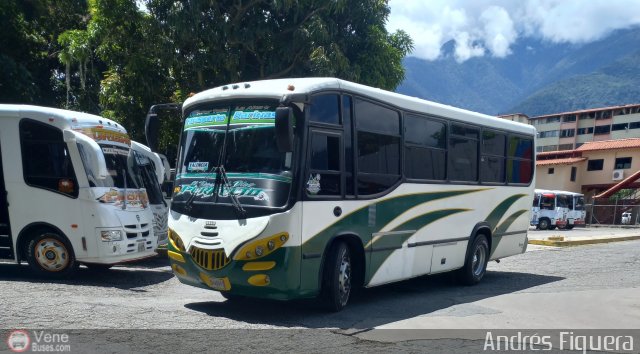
[321,241,352,312]
[26,231,77,277]
[458,235,489,285]
[565,225,574,230]
[538,218,550,230]
[548,226,557,230]
[84,263,114,271]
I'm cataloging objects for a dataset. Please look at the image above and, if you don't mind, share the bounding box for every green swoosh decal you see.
[491,209,528,255]
[486,194,527,232]
[368,208,470,276]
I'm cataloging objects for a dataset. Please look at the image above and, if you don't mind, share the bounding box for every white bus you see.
[149,78,535,310]
[131,141,169,248]
[0,105,159,275]
[531,189,585,230]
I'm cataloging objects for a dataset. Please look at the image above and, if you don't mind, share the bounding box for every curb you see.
[528,235,640,247]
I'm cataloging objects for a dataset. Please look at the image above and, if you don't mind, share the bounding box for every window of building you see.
[560,129,575,137]
[612,123,628,131]
[594,125,611,135]
[404,115,446,180]
[355,99,400,195]
[558,144,574,150]
[548,168,554,174]
[538,130,559,138]
[20,119,78,198]
[570,166,577,182]
[562,115,576,122]
[587,159,604,171]
[629,121,640,130]
[615,157,632,169]
[545,116,561,123]
[577,127,594,135]
[309,94,340,125]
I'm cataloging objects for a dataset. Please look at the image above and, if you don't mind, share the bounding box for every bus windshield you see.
[134,151,164,205]
[173,102,293,214]
[78,143,143,189]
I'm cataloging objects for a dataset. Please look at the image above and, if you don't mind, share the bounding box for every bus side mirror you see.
[145,111,160,152]
[63,129,108,180]
[275,107,294,152]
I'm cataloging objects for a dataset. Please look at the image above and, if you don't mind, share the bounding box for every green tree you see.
[0,0,89,107]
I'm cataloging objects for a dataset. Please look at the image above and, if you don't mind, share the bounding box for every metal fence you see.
[587,197,640,226]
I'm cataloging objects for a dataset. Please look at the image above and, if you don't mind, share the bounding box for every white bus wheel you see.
[458,235,489,285]
[321,241,352,312]
[538,218,550,230]
[26,232,77,277]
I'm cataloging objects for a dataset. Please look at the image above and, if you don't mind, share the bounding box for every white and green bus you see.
[149,78,535,310]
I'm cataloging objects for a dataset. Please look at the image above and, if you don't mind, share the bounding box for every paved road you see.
[1,239,639,353]
[527,225,640,240]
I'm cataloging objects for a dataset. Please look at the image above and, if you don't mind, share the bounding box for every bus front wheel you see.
[538,218,550,230]
[26,232,77,277]
[458,235,489,285]
[321,241,352,312]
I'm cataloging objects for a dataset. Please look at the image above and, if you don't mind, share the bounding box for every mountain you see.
[397,28,640,116]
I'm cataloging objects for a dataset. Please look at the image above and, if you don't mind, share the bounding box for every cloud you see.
[387,0,640,61]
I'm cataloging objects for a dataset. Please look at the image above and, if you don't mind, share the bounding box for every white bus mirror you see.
[131,140,165,184]
[63,129,108,179]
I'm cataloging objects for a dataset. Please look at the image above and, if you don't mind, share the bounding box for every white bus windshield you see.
[78,143,143,188]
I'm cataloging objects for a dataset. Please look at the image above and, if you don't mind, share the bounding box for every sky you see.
[387,0,640,62]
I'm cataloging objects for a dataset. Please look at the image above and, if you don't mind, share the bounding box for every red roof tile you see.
[536,157,586,166]
[575,138,640,152]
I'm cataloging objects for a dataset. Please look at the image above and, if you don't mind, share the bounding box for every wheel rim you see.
[34,238,69,272]
[471,243,486,277]
[338,250,351,306]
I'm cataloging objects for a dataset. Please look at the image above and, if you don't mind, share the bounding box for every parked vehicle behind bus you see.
[131,141,169,248]
[557,191,585,229]
[147,78,535,310]
[0,105,160,276]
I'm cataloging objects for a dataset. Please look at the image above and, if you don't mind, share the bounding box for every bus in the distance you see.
[531,189,585,230]
[148,78,535,311]
[0,105,159,275]
[131,141,169,248]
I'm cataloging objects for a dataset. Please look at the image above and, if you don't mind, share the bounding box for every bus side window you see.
[308,132,342,196]
[20,119,79,197]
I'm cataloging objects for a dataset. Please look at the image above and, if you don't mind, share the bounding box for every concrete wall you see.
[536,163,583,193]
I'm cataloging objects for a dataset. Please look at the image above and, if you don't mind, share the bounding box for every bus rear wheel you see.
[26,232,77,277]
[321,241,352,312]
[458,235,489,285]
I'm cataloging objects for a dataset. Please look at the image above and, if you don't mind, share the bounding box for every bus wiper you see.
[218,165,246,218]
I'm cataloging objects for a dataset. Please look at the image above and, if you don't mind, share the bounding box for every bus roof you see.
[0,104,127,134]
[183,78,536,136]
[0,104,131,146]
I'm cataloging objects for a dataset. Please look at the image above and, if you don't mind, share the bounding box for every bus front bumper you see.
[167,247,307,301]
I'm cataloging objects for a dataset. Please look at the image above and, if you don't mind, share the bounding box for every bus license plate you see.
[209,277,226,290]
[138,243,145,252]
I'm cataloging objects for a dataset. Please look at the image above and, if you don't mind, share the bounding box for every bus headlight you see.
[234,232,289,260]
[100,230,123,242]
[168,228,186,252]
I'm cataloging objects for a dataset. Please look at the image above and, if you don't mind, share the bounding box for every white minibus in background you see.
[0,105,159,276]
[531,189,585,230]
[131,141,169,248]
